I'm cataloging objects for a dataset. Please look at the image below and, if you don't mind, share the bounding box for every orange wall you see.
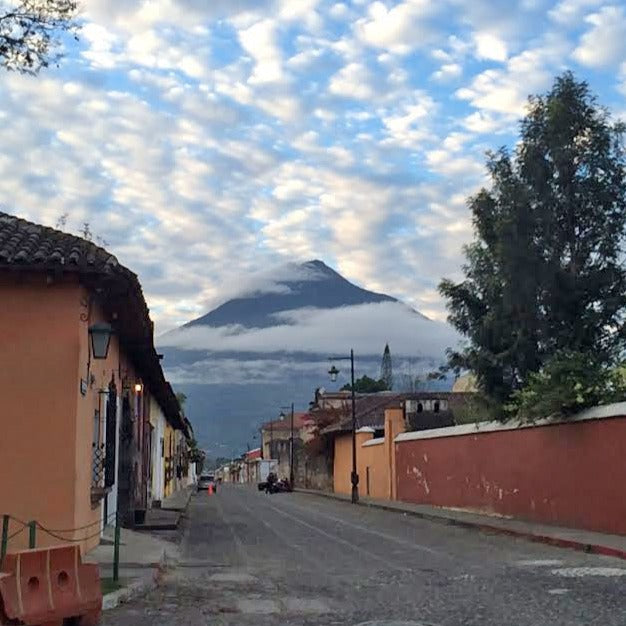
[0,274,81,550]
[395,415,626,535]
[360,440,388,499]
[333,430,375,495]
[333,408,406,500]
[0,275,123,553]
[333,433,352,495]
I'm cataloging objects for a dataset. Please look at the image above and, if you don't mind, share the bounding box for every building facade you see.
[0,212,191,553]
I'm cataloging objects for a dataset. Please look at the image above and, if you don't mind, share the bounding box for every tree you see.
[0,1,79,74]
[188,438,206,474]
[440,73,626,416]
[380,343,393,390]
[175,392,188,412]
[341,375,388,393]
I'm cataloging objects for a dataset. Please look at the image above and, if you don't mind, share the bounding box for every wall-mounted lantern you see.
[88,323,113,360]
[134,382,144,394]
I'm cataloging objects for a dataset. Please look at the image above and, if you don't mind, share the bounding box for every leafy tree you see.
[440,73,626,416]
[0,1,79,74]
[341,374,388,393]
[507,351,626,421]
[175,392,188,412]
[188,438,206,474]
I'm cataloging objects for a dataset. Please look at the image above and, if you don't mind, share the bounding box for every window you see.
[104,381,118,488]
[434,401,440,413]
[417,403,423,413]
[93,409,101,446]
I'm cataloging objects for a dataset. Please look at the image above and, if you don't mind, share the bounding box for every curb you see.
[102,547,172,611]
[102,569,160,611]
[294,489,626,562]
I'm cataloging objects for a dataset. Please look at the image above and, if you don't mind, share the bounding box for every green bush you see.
[506,351,626,421]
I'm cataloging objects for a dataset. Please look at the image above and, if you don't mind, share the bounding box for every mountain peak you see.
[184,261,399,329]
[302,259,330,270]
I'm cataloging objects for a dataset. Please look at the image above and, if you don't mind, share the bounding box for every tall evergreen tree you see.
[440,73,626,410]
[380,343,393,391]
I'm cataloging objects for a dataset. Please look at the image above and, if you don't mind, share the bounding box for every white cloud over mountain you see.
[159,301,459,358]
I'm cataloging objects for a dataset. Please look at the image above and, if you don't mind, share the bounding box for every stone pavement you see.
[102,486,626,626]
[296,488,626,560]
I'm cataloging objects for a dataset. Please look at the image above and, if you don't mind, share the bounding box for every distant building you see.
[453,373,478,393]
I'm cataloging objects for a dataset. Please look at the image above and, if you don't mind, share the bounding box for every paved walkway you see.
[296,488,626,560]
[86,525,180,578]
[161,486,194,511]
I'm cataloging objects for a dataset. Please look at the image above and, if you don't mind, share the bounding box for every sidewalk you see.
[133,486,194,531]
[85,526,181,609]
[161,486,194,512]
[296,488,626,561]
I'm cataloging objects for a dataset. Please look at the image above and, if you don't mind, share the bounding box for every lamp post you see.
[328,349,358,504]
[280,403,295,487]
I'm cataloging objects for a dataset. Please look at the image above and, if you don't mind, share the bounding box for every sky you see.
[2,0,626,333]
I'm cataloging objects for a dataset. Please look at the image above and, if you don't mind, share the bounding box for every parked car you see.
[197,474,217,493]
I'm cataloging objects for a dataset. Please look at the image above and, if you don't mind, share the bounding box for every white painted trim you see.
[362,437,384,447]
[394,402,626,443]
[356,427,375,433]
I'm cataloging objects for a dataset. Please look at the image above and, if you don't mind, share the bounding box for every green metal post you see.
[1,515,9,563]
[28,521,36,549]
[113,514,120,582]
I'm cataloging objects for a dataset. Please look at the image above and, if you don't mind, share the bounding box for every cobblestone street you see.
[102,486,626,625]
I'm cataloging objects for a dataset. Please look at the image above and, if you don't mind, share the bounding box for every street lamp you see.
[280,403,295,487]
[328,349,358,504]
[88,323,113,359]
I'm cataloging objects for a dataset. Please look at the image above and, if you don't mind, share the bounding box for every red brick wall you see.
[395,416,626,535]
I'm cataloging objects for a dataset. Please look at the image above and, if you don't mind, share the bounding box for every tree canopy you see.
[341,375,389,393]
[439,73,626,418]
[0,0,79,74]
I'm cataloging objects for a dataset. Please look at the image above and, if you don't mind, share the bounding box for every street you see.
[103,485,626,626]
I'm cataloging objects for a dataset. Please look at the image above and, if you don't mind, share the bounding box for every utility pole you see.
[289,402,294,487]
[328,349,359,504]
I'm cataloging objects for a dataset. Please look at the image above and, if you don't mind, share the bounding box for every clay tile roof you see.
[262,412,312,431]
[0,212,118,271]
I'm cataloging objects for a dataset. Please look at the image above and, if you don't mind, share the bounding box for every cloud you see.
[198,262,329,311]
[549,0,603,24]
[1,0,623,340]
[456,36,570,119]
[573,5,626,68]
[328,62,375,99]
[238,19,286,84]
[431,62,462,82]
[354,0,440,54]
[473,32,508,62]
[159,301,459,359]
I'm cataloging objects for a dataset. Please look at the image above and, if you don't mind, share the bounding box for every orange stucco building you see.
[332,408,405,500]
[0,212,187,554]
